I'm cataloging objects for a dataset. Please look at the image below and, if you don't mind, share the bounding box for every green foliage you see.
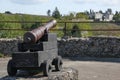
[5,11,12,14]
[62,15,70,20]
[50,25,64,37]
[0,14,22,38]
[90,23,120,36]
[69,13,74,19]
[62,13,75,20]
[79,23,92,37]
[52,7,61,19]
[71,23,92,37]
[21,15,35,29]
[71,24,81,37]
[113,11,120,21]
[76,12,89,19]
[56,19,92,37]
[0,13,53,38]
[31,22,42,29]
[47,10,51,16]
[2,11,120,38]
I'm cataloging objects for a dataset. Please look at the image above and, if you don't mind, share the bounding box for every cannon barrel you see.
[23,20,57,43]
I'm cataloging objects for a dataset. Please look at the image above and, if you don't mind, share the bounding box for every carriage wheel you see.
[54,56,63,71]
[7,60,17,76]
[43,61,52,76]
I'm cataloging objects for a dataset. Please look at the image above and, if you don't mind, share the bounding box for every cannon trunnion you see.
[7,20,63,76]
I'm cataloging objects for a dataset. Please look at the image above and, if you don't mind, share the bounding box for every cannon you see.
[7,20,63,76]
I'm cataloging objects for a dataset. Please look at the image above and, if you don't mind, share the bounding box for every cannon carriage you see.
[7,20,63,76]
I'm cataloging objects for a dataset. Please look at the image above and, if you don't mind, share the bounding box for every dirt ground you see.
[0,57,120,80]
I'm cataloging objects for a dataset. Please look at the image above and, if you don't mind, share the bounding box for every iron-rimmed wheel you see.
[43,61,52,76]
[7,60,17,76]
[54,56,63,71]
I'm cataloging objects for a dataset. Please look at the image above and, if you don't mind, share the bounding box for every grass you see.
[52,22,120,38]
[90,23,120,37]
[1,22,120,38]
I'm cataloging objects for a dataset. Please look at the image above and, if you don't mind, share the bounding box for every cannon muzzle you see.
[23,20,57,43]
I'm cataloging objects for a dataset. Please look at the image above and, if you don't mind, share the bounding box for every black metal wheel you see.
[7,60,17,76]
[54,56,63,71]
[43,61,52,76]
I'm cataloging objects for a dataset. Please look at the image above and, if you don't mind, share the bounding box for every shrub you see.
[71,24,81,37]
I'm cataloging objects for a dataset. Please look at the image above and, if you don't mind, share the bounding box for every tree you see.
[52,7,61,19]
[115,11,119,15]
[76,12,89,19]
[68,12,74,20]
[62,12,75,20]
[47,10,51,16]
[113,11,120,21]
[107,8,112,14]
[99,10,103,14]
[71,24,81,37]
[5,11,12,14]
[84,10,89,15]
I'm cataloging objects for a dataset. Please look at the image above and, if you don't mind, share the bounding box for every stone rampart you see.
[1,37,120,57]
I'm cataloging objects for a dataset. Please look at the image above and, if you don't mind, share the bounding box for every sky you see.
[0,0,120,15]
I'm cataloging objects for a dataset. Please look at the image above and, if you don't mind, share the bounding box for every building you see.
[103,12,114,21]
[89,9,114,21]
[94,12,103,21]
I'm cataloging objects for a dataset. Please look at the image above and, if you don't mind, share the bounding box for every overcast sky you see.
[0,0,120,15]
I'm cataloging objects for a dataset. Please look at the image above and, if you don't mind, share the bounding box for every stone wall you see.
[58,37,120,58]
[0,38,21,55]
[1,37,120,57]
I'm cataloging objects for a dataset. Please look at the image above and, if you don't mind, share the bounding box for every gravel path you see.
[0,57,120,80]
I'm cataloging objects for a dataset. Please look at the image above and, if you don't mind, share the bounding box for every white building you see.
[89,9,114,21]
[94,12,103,21]
[103,13,114,21]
